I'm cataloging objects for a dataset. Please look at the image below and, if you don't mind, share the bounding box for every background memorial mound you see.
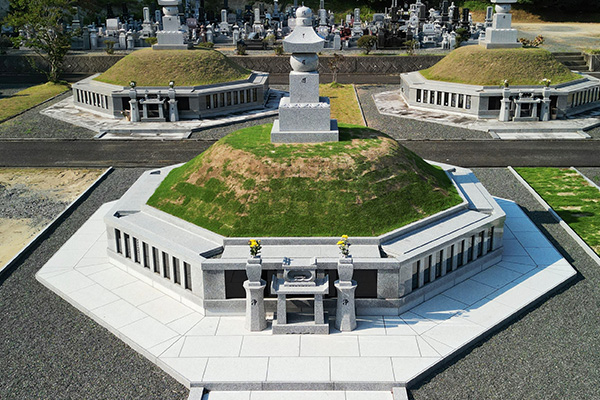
[147,124,462,237]
[421,46,581,86]
[94,48,251,87]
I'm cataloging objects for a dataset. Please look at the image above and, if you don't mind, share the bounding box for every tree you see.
[4,0,74,82]
[327,53,344,84]
[357,35,377,55]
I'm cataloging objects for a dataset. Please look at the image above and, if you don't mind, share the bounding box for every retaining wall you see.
[0,52,444,84]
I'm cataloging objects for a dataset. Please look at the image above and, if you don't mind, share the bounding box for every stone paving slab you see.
[40,90,285,140]
[373,89,600,140]
[36,198,576,392]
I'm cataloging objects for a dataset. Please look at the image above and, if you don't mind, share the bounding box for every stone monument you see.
[481,0,521,49]
[270,6,339,143]
[153,0,187,50]
[244,257,267,331]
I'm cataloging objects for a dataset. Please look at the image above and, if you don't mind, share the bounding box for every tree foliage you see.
[357,35,377,54]
[5,0,74,82]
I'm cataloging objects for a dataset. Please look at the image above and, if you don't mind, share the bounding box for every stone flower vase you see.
[245,256,262,283]
[337,256,354,283]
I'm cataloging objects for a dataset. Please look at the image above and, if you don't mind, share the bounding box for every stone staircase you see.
[553,52,588,71]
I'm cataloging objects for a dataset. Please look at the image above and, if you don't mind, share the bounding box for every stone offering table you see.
[271,258,329,334]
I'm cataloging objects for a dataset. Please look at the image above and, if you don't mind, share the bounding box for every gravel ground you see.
[0,183,68,225]
[411,167,600,400]
[0,168,188,400]
[584,126,600,139]
[355,85,491,140]
[0,91,97,139]
[577,167,600,186]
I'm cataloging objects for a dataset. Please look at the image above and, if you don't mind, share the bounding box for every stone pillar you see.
[126,30,135,49]
[499,87,511,122]
[168,87,179,121]
[541,87,551,121]
[119,29,127,49]
[244,257,267,331]
[335,257,357,332]
[90,28,98,49]
[129,88,140,122]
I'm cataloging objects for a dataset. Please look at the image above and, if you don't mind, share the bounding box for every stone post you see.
[498,87,511,122]
[244,257,267,331]
[129,87,140,122]
[90,28,98,49]
[541,86,551,121]
[335,257,357,331]
[168,86,179,121]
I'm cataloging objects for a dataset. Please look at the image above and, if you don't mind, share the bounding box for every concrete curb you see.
[353,84,368,127]
[0,87,70,125]
[507,166,600,267]
[0,166,113,279]
[571,166,600,191]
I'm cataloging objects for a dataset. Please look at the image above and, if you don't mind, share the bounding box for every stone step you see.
[552,52,583,57]
[200,390,400,400]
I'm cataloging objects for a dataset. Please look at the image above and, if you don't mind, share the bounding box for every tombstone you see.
[232,24,239,43]
[154,0,187,50]
[141,7,155,37]
[485,6,494,27]
[126,30,134,49]
[106,18,120,36]
[90,27,98,49]
[118,28,127,48]
[449,2,458,25]
[206,24,214,42]
[82,26,91,50]
[333,31,341,50]
[441,0,449,22]
[155,9,163,30]
[271,6,338,144]
[481,0,520,49]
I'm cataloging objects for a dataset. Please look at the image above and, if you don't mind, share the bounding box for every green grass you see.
[94,48,251,87]
[421,46,581,86]
[516,167,600,255]
[147,124,462,237]
[0,83,69,122]
[320,83,365,126]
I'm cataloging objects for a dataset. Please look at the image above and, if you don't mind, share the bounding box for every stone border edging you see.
[507,166,600,267]
[352,84,368,127]
[0,87,70,125]
[0,166,113,278]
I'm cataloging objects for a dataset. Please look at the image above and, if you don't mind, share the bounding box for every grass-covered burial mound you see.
[94,48,251,87]
[147,124,463,237]
[421,46,581,86]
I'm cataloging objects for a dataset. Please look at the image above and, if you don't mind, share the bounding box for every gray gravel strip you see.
[0,91,96,139]
[355,84,491,140]
[0,183,69,225]
[577,167,600,186]
[410,167,600,400]
[0,168,188,400]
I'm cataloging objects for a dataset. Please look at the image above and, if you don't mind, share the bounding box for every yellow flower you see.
[341,235,348,239]
[337,240,344,245]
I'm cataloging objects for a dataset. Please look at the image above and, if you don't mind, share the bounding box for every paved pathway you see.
[36,198,575,394]
[373,89,600,140]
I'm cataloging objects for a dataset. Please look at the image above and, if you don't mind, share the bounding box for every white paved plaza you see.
[37,198,576,395]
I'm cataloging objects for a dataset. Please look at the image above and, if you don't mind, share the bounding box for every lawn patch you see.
[320,83,365,126]
[516,167,600,255]
[0,83,69,122]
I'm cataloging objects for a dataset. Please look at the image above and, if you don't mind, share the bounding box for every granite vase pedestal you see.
[244,257,267,331]
[335,257,357,332]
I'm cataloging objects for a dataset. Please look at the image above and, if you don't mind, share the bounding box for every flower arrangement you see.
[518,35,544,48]
[541,78,551,87]
[248,239,262,257]
[337,235,351,257]
[501,79,509,88]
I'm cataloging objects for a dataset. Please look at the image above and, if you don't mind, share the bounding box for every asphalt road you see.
[1,139,599,167]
